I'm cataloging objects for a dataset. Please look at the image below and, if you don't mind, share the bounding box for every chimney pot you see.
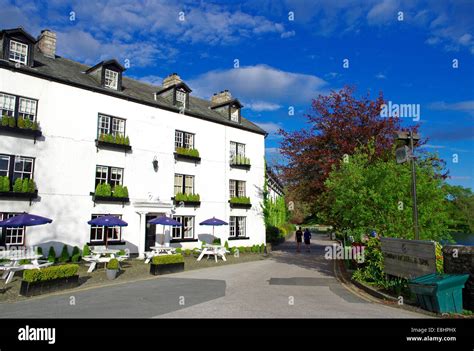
[162,73,182,89]
[211,90,232,106]
[37,29,57,59]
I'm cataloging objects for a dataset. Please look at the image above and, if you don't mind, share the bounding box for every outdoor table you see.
[197,245,227,263]
[0,251,51,285]
[145,246,177,263]
[85,248,120,272]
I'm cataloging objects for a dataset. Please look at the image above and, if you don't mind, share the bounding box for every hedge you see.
[23,264,79,283]
[152,254,184,265]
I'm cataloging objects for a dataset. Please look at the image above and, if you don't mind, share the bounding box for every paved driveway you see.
[0,234,425,318]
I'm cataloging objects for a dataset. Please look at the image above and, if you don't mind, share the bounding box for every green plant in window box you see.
[23,264,79,283]
[8,116,15,128]
[27,179,36,193]
[176,147,200,158]
[112,185,129,198]
[124,136,130,146]
[152,254,184,265]
[229,196,251,205]
[1,115,9,126]
[13,178,23,192]
[24,118,33,129]
[95,183,112,197]
[32,121,39,131]
[17,117,25,129]
[0,176,10,192]
[175,193,200,202]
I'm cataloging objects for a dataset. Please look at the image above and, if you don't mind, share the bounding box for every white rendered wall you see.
[0,69,266,255]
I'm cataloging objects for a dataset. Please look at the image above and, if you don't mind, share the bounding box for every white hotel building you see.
[0,28,267,257]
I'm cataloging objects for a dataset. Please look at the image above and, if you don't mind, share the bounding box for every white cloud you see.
[422,144,446,149]
[281,30,296,38]
[255,122,283,134]
[366,0,400,25]
[375,73,387,79]
[188,65,328,105]
[428,100,474,113]
[245,101,282,112]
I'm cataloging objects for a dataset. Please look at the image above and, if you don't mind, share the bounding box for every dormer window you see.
[85,59,125,91]
[104,69,119,90]
[230,106,239,122]
[176,89,187,109]
[9,40,28,65]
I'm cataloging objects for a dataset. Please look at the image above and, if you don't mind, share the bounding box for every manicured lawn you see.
[0,253,267,303]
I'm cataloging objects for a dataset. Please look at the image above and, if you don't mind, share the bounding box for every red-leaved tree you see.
[278,86,419,207]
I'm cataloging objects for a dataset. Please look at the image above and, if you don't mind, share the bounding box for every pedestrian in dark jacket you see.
[304,228,311,252]
[295,227,303,253]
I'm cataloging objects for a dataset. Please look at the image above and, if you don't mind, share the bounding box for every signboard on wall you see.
[380,237,436,279]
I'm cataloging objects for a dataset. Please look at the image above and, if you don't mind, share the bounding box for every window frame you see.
[8,39,28,65]
[89,214,123,243]
[0,212,26,246]
[104,69,119,90]
[174,173,195,195]
[0,92,38,123]
[97,113,126,139]
[95,165,124,188]
[230,141,246,161]
[0,154,35,190]
[229,179,246,198]
[171,215,195,240]
[174,130,195,150]
[229,216,246,238]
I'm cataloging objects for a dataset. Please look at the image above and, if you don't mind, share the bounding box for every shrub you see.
[107,258,119,270]
[36,246,43,257]
[47,247,56,263]
[260,244,265,253]
[23,264,79,283]
[59,245,70,263]
[435,242,444,274]
[17,117,25,128]
[152,254,184,265]
[24,118,33,129]
[83,244,91,257]
[117,249,126,256]
[1,115,8,126]
[266,226,280,243]
[19,259,31,265]
[224,241,229,251]
[238,246,245,254]
[124,136,130,145]
[8,116,15,128]
[244,247,252,253]
[229,247,236,255]
[95,183,112,197]
[21,178,29,193]
[351,238,385,285]
[229,196,251,205]
[176,147,200,158]
[174,192,200,202]
[0,176,9,192]
[113,185,129,198]
[27,179,36,193]
[212,238,221,245]
[71,246,81,262]
[184,249,192,256]
[13,178,23,192]
[175,248,182,254]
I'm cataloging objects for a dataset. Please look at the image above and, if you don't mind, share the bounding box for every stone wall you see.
[443,245,474,311]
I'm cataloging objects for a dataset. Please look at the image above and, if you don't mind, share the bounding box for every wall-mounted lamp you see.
[152,156,159,172]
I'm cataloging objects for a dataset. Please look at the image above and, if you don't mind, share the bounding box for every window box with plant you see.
[96,133,131,152]
[149,254,185,275]
[0,92,42,140]
[0,176,38,200]
[229,196,252,209]
[230,155,251,169]
[91,183,129,204]
[172,193,201,206]
[20,264,80,297]
[174,147,201,162]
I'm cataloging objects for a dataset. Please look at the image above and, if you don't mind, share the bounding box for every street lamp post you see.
[395,131,420,240]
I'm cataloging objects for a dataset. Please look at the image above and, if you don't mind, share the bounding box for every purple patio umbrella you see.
[0,213,53,247]
[147,216,182,246]
[0,213,53,227]
[200,217,228,243]
[88,215,128,248]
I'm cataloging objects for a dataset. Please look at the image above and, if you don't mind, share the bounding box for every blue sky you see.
[1,0,473,189]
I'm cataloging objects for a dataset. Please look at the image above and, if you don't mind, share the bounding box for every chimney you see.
[162,73,182,89]
[37,29,57,59]
[211,90,232,106]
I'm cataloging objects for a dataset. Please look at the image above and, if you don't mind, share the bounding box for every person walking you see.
[295,227,303,253]
[304,228,312,252]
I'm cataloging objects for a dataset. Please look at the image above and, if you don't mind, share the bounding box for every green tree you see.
[321,143,451,242]
[444,184,474,233]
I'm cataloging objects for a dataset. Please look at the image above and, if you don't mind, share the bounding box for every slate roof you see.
[0,30,266,136]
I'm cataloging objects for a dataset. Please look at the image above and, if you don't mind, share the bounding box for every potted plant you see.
[106,258,120,280]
